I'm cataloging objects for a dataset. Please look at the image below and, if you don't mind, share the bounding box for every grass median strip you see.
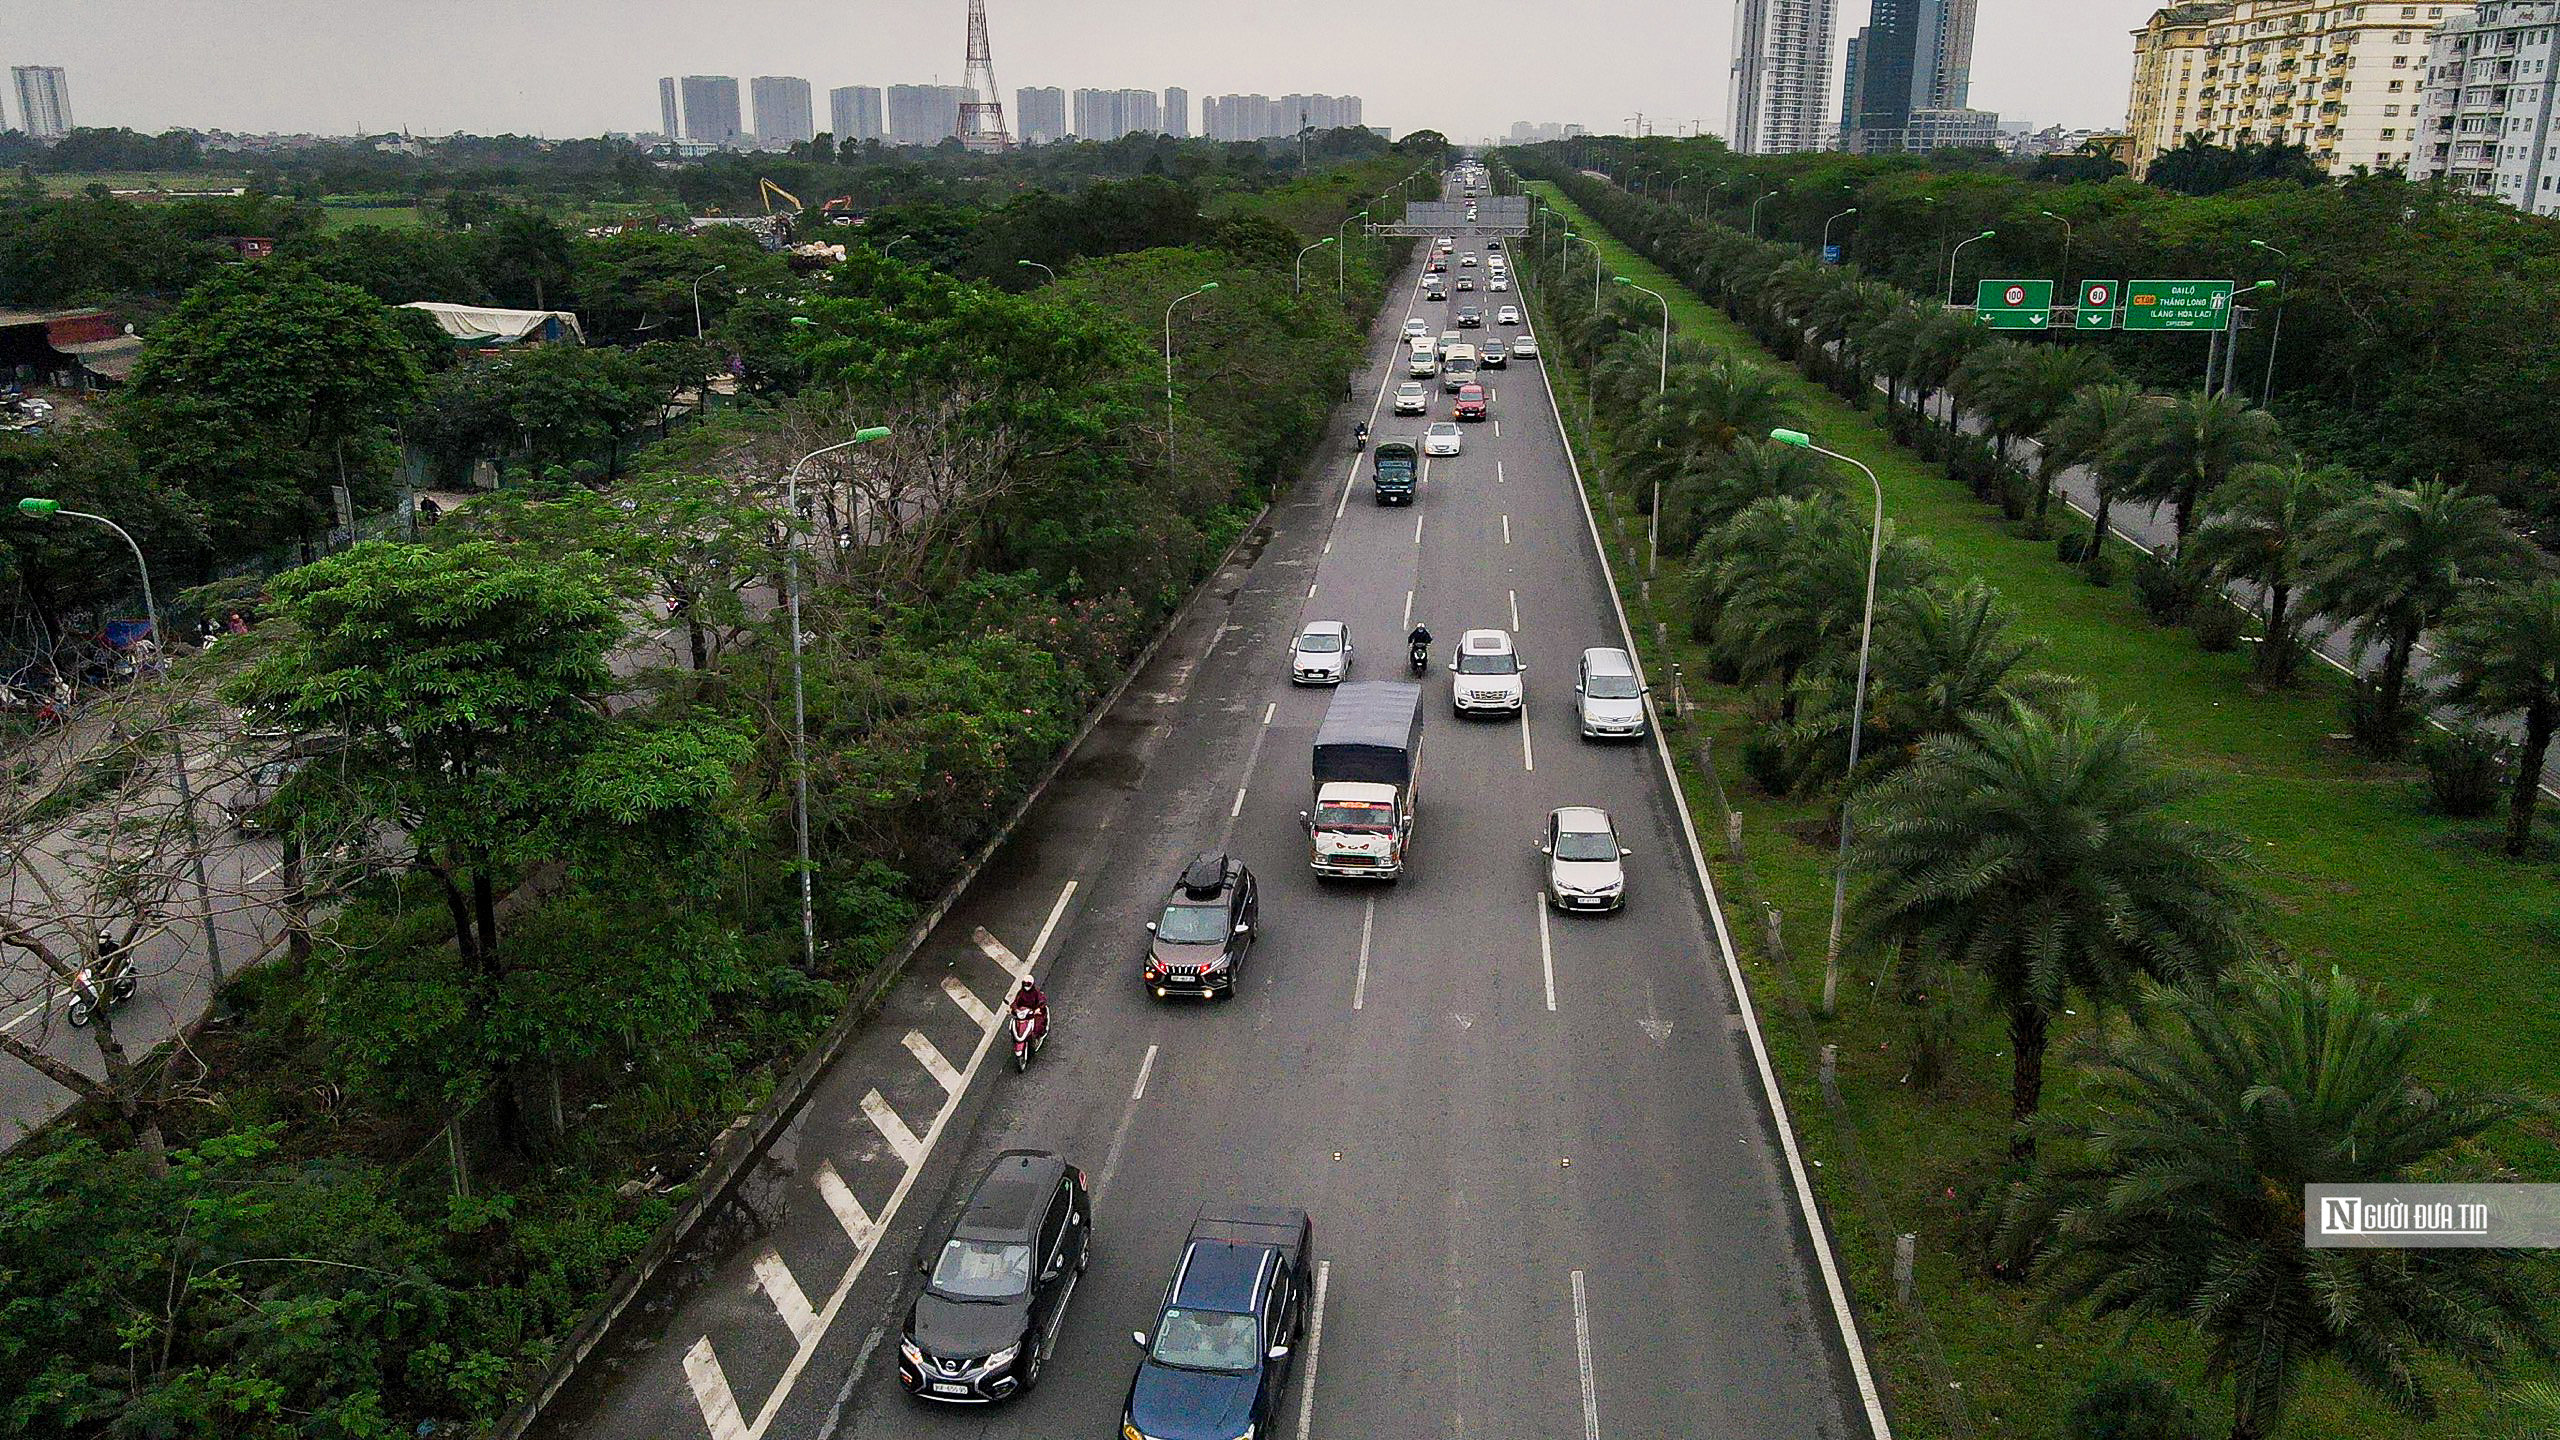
[1527,179,2559,1440]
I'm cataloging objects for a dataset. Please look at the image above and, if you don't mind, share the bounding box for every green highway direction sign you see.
[2076,280,2122,330]
[2124,279,2236,332]
[1974,279,2053,331]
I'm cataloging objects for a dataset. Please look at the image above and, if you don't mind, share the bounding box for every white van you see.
[1407,337,1439,377]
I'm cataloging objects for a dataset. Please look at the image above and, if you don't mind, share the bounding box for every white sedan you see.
[1423,422,1463,457]
[1402,318,1431,341]
[1394,382,1429,415]
[1497,305,1523,326]
[1489,274,1510,292]
[1510,332,1539,358]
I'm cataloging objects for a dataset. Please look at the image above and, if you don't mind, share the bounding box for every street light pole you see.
[691,265,727,339]
[781,427,892,971]
[1767,429,1883,1018]
[1164,282,1220,472]
[1821,207,1859,264]
[2219,280,2280,399]
[2250,239,2290,408]
[1617,277,1672,573]
[2039,210,2074,290]
[1293,236,1335,298]
[1338,210,1369,293]
[1945,229,1996,308]
[14,498,228,996]
[1015,259,1058,285]
[1749,190,1777,240]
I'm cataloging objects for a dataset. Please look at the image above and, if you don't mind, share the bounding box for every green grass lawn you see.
[1525,180,2559,1440]
[318,203,425,231]
[37,170,252,196]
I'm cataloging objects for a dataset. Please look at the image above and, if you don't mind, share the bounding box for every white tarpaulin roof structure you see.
[399,302,585,347]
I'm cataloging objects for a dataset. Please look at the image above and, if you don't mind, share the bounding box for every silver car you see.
[1540,806,1630,912]
[1291,620,1352,685]
[1575,647,1649,739]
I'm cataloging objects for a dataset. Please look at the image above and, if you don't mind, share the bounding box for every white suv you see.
[1450,628,1525,716]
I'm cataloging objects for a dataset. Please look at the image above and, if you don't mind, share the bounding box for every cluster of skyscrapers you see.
[653,75,1358,151]
[1729,0,1989,155]
[6,65,73,141]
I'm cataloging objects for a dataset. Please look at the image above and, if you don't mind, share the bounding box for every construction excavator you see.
[759,178,861,227]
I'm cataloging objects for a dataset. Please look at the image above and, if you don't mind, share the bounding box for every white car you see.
[1489,274,1510,292]
[1291,620,1352,685]
[1497,305,1522,326]
[1539,806,1630,912]
[1402,318,1430,341]
[1510,332,1539,358]
[1459,253,1478,267]
[1450,628,1524,716]
[1394,382,1429,415]
[1423,422,1463,457]
[1575,647,1649,739]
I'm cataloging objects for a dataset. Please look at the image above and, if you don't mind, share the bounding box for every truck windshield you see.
[1314,802,1395,831]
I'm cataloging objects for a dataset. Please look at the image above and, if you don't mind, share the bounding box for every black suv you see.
[1124,1206,1312,1440]
[1143,853,1258,999]
[899,1150,1091,1403]
[1455,306,1483,328]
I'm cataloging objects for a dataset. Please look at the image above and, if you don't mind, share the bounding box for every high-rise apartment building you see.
[831,85,885,144]
[886,83,968,144]
[1165,86,1191,137]
[1120,88,1162,134]
[679,75,743,148]
[2412,0,2560,211]
[1729,0,1838,153]
[1199,93,1362,141]
[11,66,72,141]
[752,76,814,147]
[1845,0,1985,152]
[659,77,682,142]
[1016,86,1067,143]
[2122,1,2472,178]
[1072,88,1121,141]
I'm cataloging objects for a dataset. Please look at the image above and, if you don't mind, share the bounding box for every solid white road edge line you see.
[1537,894,1557,1011]
[1571,1269,1601,1440]
[1529,277,1895,1439]
[1294,1259,1332,1440]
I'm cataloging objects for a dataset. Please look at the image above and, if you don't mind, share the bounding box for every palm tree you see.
[2116,390,2288,546]
[1853,700,2259,1141]
[2439,578,2560,856]
[2185,460,2355,683]
[1950,341,2032,469]
[2041,383,2150,573]
[1858,304,1928,417]
[1997,966,2549,1440]
[1661,436,1837,554]
[2007,348,2116,529]
[2304,480,2528,751]
[1632,357,1794,458]
[1905,307,1988,435]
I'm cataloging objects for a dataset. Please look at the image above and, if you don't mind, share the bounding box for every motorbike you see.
[1009,1002,1048,1073]
[66,958,138,1029]
[1409,641,1430,675]
[1352,428,1368,454]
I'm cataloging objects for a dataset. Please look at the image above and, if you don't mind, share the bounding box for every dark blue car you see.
[1123,1206,1312,1440]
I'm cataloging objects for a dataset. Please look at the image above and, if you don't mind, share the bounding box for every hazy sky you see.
[0,0,2162,143]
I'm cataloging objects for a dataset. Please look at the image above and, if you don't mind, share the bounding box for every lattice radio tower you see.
[955,0,1015,151]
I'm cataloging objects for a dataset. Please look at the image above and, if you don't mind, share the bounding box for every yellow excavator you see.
[758,177,802,216]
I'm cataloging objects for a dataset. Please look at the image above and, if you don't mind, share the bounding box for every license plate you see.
[929,1382,971,1396]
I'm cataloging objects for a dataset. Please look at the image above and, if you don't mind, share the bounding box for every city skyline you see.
[0,1,2161,145]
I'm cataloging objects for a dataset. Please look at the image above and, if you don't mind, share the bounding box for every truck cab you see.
[1371,439,1419,505]
[1305,681,1423,879]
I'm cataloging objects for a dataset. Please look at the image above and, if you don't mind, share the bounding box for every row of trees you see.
[1532,133,2560,532]
[1523,156,2560,861]
[1502,158,2554,1439]
[0,143,1392,1434]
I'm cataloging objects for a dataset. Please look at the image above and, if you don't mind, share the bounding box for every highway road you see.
[546,174,1875,1440]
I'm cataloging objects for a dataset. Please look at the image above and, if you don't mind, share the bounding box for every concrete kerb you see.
[494,497,1275,1440]
[1510,219,1897,1439]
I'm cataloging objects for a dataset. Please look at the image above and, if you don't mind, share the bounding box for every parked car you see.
[1142,853,1259,999]
[1291,619,1352,685]
[899,1151,1092,1403]
[1574,646,1648,739]
[223,753,306,831]
[1539,806,1631,912]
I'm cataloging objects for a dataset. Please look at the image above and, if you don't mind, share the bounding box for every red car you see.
[1426,258,1447,274]
[1453,385,1487,421]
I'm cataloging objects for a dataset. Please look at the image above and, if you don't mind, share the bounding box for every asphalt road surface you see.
[545,179,1872,1440]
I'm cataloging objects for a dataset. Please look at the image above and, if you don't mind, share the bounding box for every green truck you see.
[1372,439,1418,506]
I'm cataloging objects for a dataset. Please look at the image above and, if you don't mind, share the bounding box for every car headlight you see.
[1123,1425,1148,1440]
[900,1338,923,1365]
[981,1343,1020,1369]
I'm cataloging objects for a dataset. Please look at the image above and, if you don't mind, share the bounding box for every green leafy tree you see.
[2185,460,2355,682]
[1998,967,2551,1440]
[1854,700,2260,1142]
[2117,390,2289,547]
[2043,382,2151,573]
[2305,479,2528,752]
[124,262,426,561]
[228,541,750,1146]
[2438,579,2560,856]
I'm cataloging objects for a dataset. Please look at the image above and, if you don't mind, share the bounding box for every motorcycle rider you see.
[1406,622,1434,667]
[1352,420,1369,451]
[1011,974,1049,1039]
